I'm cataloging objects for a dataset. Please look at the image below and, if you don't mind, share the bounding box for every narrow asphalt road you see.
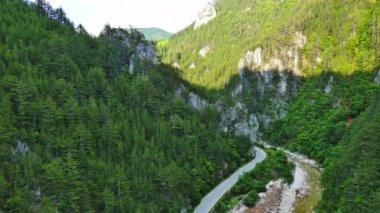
[194,147,267,213]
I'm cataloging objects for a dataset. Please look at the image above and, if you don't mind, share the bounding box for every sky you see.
[44,0,210,35]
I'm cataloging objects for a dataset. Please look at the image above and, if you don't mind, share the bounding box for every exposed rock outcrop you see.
[294,31,307,49]
[129,42,159,74]
[173,62,180,69]
[324,76,334,94]
[238,47,263,70]
[278,72,288,94]
[375,70,380,85]
[231,83,243,98]
[188,92,208,109]
[219,70,298,142]
[181,71,298,142]
[136,43,159,64]
[13,140,30,156]
[194,2,218,29]
[175,84,187,97]
[129,57,135,74]
[238,31,307,76]
[199,45,212,58]
[234,114,259,141]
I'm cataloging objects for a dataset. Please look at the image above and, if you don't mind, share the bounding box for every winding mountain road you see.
[194,147,267,213]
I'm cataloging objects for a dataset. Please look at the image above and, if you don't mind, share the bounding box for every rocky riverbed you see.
[231,148,322,213]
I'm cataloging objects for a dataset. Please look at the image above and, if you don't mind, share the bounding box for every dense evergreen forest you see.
[1,0,380,212]
[265,72,379,163]
[318,89,380,212]
[264,72,380,212]
[0,0,253,212]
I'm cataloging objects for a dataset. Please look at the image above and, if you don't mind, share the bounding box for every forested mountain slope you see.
[0,0,252,212]
[263,71,380,212]
[2,0,379,212]
[161,0,380,212]
[162,0,380,89]
[318,89,380,212]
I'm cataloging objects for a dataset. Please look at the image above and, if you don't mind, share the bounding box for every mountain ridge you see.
[162,0,379,89]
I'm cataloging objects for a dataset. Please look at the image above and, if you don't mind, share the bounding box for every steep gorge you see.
[0,0,379,212]
[162,0,380,212]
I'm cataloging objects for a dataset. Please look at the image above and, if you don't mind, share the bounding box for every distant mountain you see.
[137,27,172,41]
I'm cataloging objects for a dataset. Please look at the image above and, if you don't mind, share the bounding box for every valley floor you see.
[231,146,322,213]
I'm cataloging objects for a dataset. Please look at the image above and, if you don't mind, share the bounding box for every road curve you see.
[194,147,267,213]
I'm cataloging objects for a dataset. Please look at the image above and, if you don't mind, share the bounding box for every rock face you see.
[182,70,298,142]
[175,84,187,97]
[278,72,288,94]
[324,76,334,94]
[294,31,307,49]
[219,102,266,142]
[199,45,212,58]
[238,47,263,70]
[183,33,303,142]
[219,70,299,142]
[238,31,307,76]
[14,140,30,155]
[173,62,180,69]
[188,92,208,109]
[231,83,243,98]
[129,57,135,74]
[136,43,159,64]
[375,70,380,85]
[194,2,217,29]
[235,114,260,141]
[129,42,159,74]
